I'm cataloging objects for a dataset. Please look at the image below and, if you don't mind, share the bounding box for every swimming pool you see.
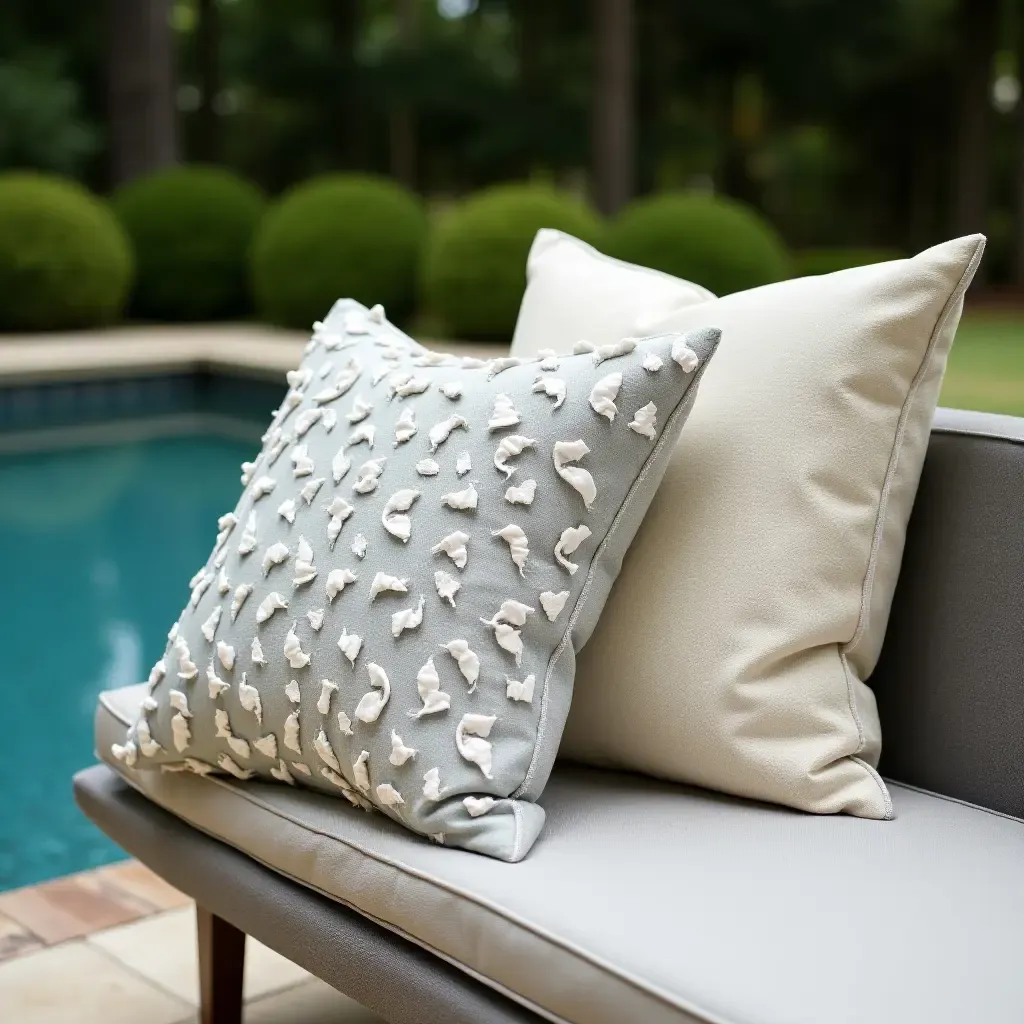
[0,430,259,891]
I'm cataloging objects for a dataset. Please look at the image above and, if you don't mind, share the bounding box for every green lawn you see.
[942,311,1024,416]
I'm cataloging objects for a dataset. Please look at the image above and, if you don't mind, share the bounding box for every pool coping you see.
[0,324,502,388]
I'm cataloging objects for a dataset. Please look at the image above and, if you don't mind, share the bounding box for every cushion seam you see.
[844,237,985,659]
[512,334,715,802]
[100,747,730,1024]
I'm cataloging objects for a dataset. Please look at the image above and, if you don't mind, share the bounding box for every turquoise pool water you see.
[0,432,256,892]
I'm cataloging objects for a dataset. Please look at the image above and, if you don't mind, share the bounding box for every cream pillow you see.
[511,229,715,354]
[510,233,985,817]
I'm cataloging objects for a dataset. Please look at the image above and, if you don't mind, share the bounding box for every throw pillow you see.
[112,300,720,860]
[510,232,985,819]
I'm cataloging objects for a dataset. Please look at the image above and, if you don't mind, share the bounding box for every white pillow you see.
[511,232,985,817]
[511,229,714,354]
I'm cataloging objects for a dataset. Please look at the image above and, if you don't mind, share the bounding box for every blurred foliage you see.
[607,192,790,296]
[0,53,100,176]
[0,173,132,331]
[113,165,265,321]
[421,182,603,340]
[5,0,1024,281]
[251,173,427,328]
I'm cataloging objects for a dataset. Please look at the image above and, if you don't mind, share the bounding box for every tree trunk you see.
[951,0,997,240]
[389,0,418,189]
[196,0,220,163]
[592,0,634,215]
[107,0,179,186]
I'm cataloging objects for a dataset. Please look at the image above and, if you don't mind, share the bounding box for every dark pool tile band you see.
[0,372,285,435]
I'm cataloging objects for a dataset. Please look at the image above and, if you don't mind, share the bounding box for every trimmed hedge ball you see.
[0,173,133,331]
[606,192,790,297]
[251,174,427,329]
[113,166,266,321]
[421,184,604,341]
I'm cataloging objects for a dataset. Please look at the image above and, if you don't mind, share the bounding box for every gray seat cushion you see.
[96,684,1024,1024]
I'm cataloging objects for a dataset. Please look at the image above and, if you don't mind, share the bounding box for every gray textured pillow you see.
[112,300,719,860]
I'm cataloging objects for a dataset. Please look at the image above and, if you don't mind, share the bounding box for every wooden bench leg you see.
[197,904,246,1024]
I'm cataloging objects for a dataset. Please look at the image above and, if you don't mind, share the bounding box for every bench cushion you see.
[96,684,1024,1024]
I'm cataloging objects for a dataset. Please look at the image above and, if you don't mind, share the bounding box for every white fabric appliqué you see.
[642,352,663,372]
[238,673,263,723]
[456,714,496,778]
[355,662,391,723]
[190,570,214,608]
[504,479,537,506]
[148,659,166,689]
[230,583,253,621]
[325,495,354,550]
[422,767,441,800]
[290,760,311,777]
[290,443,315,478]
[277,498,297,525]
[438,381,462,400]
[321,409,338,433]
[532,375,566,409]
[332,448,352,484]
[284,622,311,668]
[240,461,256,486]
[433,570,460,607]
[393,406,417,446]
[589,372,622,422]
[480,599,534,664]
[307,608,324,631]
[415,458,440,476]
[464,795,496,817]
[506,674,536,703]
[488,394,521,430]
[237,512,257,555]
[300,477,326,504]
[456,451,472,476]
[169,689,192,719]
[369,572,409,600]
[554,524,593,574]
[353,750,371,792]
[391,595,425,637]
[251,637,267,666]
[592,337,637,365]
[251,476,277,501]
[628,401,658,440]
[314,728,342,772]
[270,760,295,785]
[573,340,595,354]
[293,535,317,586]
[262,540,290,576]
[346,423,376,449]
[201,605,222,642]
[492,524,529,576]
[285,679,301,704]
[671,338,699,372]
[393,376,430,399]
[135,718,162,758]
[313,360,362,404]
[326,568,358,603]
[428,414,468,451]
[316,679,337,715]
[381,488,421,542]
[352,457,386,494]
[111,740,137,767]
[337,710,354,735]
[174,637,198,680]
[539,590,570,621]
[256,591,288,624]
[389,730,417,766]
[376,783,405,809]
[171,712,191,753]
[493,435,536,478]
[552,440,597,509]
[441,640,480,692]
[217,567,231,595]
[346,396,373,424]
[295,408,323,439]
[351,533,367,559]
[284,711,301,754]
[337,627,363,666]
[409,657,450,717]
[432,531,469,568]
[254,734,278,759]
[487,356,525,379]
[537,349,561,371]
[216,641,235,671]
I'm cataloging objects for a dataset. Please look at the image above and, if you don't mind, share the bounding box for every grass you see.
[942,310,1024,416]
